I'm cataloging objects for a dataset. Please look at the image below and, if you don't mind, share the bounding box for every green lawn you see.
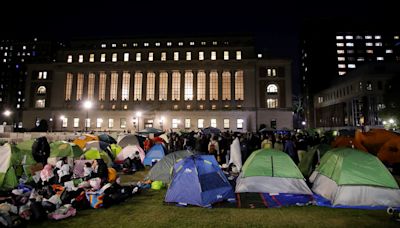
[27,170,399,228]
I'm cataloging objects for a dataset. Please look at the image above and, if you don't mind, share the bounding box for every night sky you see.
[1,0,397,94]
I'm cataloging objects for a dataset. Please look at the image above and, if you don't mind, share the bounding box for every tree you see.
[293,95,305,129]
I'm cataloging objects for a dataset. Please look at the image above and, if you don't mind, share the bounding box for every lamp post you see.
[83,101,93,132]
[3,110,12,125]
[136,111,142,131]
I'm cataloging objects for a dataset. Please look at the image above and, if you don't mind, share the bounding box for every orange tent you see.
[72,134,99,149]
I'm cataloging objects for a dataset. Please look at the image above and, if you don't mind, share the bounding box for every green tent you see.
[310,148,400,207]
[50,141,83,158]
[0,144,18,190]
[83,148,112,166]
[236,149,312,194]
[146,150,193,183]
[298,144,331,178]
[109,144,122,159]
[13,140,37,179]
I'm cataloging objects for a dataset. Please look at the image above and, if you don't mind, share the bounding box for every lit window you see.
[136,53,141,61]
[345,35,353,40]
[87,73,95,100]
[198,119,204,129]
[338,71,346,76]
[212,41,218,45]
[100,53,106,62]
[267,99,278,108]
[367,49,374,54]
[257,54,262,58]
[99,72,106,101]
[67,55,72,63]
[124,53,129,62]
[235,70,244,100]
[186,52,191,60]
[211,119,217,128]
[146,72,155,101]
[201,41,206,45]
[211,51,217,60]
[337,50,345,54]
[186,105,191,110]
[122,43,127,47]
[377,57,384,61]
[197,71,206,100]
[346,43,354,47]
[267,84,278,93]
[121,72,130,101]
[110,72,118,101]
[65,73,73,100]
[159,72,168,101]
[61,118,68,128]
[167,42,172,46]
[347,50,354,54]
[348,64,356,68]
[209,71,218,100]
[386,49,393,53]
[112,53,117,62]
[236,51,242,60]
[133,43,138,47]
[173,105,179,110]
[338,64,346,68]
[172,119,179,129]
[338,57,345,61]
[237,119,244,129]
[365,35,372,39]
[185,119,190,129]
[35,99,45,108]
[161,52,166,61]
[148,52,154,61]
[184,71,193,100]
[155,42,160,46]
[173,52,179,61]
[101,44,106,48]
[375,42,382,46]
[120,118,126,128]
[375,35,381,39]
[199,51,204,60]
[22,45,26,50]
[318,97,323,103]
[134,72,143,101]
[144,42,149,47]
[73,118,79,128]
[222,51,229,60]
[222,71,231,100]
[394,36,399,40]
[96,118,103,128]
[76,73,84,100]
[112,43,116,48]
[336,35,344,40]
[78,54,84,63]
[89,53,95,62]
[223,119,229,129]
[336,43,344,47]
[172,72,181,100]
[190,42,195,46]
[267,68,277,77]
[199,105,204,110]
[178,42,183,46]
[357,57,365,61]
[356,35,363,39]
[365,42,373,46]
[37,86,46,94]
[108,118,114,128]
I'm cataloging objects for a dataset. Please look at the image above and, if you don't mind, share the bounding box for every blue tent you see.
[165,155,236,207]
[143,144,166,166]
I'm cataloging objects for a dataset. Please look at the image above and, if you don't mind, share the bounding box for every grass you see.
[27,170,399,228]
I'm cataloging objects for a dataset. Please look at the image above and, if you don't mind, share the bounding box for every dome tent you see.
[310,148,400,209]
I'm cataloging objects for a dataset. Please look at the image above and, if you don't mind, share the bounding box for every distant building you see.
[300,18,400,128]
[0,38,57,128]
[23,36,293,132]
[314,63,400,129]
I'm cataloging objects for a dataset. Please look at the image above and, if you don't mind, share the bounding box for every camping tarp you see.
[310,148,400,208]
[228,137,242,171]
[165,155,235,207]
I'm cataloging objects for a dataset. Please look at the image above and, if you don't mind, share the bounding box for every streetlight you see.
[3,110,12,126]
[136,111,142,131]
[83,101,93,132]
